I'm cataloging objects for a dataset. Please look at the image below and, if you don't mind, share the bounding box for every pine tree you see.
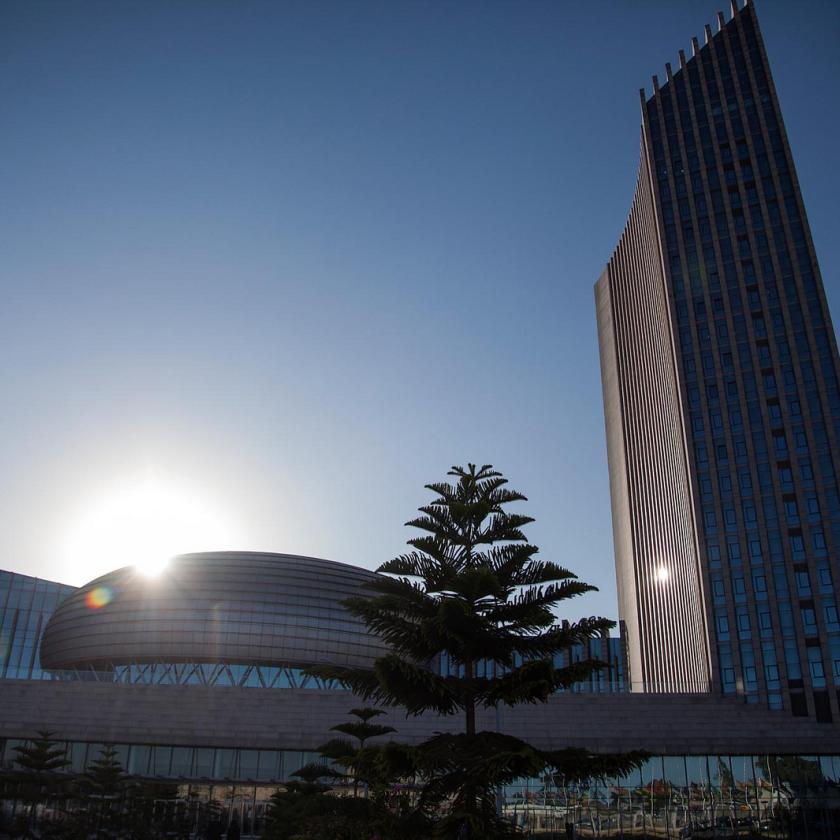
[308,463,646,838]
[82,744,128,834]
[317,707,396,797]
[264,710,425,840]
[84,744,126,797]
[261,762,343,840]
[13,730,71,828]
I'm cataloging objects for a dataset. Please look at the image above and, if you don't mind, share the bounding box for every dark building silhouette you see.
[597,0,840,722]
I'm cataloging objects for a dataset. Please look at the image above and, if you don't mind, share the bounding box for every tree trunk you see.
[464,660,475,737]
[463,658,477,836]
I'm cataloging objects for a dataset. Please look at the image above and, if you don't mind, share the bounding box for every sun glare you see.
[62,478,237,582]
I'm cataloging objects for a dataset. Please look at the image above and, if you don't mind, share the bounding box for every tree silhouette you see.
[80,744,128,834]
[264,709,426,840]
[84,744,126,796]
[13,730,71,829]
[309,463,646,838]
[317,707,396,797]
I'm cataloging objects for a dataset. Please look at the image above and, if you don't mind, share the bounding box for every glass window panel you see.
[729,755,758,824]
[709,755,735,831]
[2,739,25,770]
[638,757,663,835]
[214,748,236,779]
[256,750,280,782]
[611,765,641,836]
[128,745,151,776]
[194,748,214,778]
[108,744,129,771]
[685,756,711,830]
[170,746,192,777]
[151,745,172,777]
[752,756,775,829]
[239,749,259,780]
[662,756,689,834]
[83,743,105,772]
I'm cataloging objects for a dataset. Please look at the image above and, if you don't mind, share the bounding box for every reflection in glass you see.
[1,737,837,836]
[730,754,758,827]
[662,755,689,834]
[128,745,151,776]
[685,755,711,831]
[256,750,279,782]
[170,746,192,777]
[239,749,259,780]
[214,748,236,779]
[194,748,214,778]
[151,745,172,777]
[68,742,88,774]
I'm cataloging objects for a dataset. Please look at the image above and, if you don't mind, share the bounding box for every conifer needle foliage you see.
[308,464,646,838]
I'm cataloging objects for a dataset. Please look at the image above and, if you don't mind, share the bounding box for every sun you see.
[62,477,237,581]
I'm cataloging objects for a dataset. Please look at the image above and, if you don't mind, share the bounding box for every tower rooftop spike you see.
[679,49,687,69]
[717,11,726,30]
[704,24,713,44]
[730,0,738,16]
[692,36,701,57]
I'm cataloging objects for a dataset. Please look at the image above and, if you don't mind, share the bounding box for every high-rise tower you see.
[597,0,840,722]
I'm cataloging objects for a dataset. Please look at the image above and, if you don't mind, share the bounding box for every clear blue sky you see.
[1,0,838,621]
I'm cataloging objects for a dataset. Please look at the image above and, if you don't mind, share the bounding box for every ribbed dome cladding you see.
[40,552,388,670]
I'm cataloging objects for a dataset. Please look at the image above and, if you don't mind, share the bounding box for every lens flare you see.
[85,586,113,609]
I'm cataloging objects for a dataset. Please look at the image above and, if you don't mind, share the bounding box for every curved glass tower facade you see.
[598,0,840,721]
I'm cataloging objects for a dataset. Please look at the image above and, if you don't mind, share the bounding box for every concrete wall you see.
[0,680,835,756]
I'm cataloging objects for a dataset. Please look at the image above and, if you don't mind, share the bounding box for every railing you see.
[11,667,749,699]
[16,664,346,690]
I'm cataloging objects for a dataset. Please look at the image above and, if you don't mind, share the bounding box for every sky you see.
[1,0,838,622]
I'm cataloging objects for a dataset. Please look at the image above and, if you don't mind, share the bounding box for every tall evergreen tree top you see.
[309,463,614,719]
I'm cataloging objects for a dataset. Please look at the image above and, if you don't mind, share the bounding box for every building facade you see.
[0,570,76,681]
[597,0,840,722]
[1,554,839,836]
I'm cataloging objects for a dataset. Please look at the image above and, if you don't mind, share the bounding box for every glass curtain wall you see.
[2,739,838,837]
[0,571,76,680]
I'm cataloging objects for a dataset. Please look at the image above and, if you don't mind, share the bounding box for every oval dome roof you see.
[40,552,387,671]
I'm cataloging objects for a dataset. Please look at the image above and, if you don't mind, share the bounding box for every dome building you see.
[40,552,387,683]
